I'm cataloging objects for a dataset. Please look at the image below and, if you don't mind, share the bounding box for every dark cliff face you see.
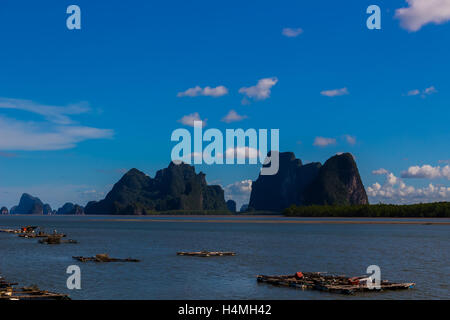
[10,193,44,215]
[249,152,368,211]
[56,203,84,215]
[303,153,369,206]
[249,152,322,211]
[85,162,227,215]
[226,200,237,213]
[43,204,52,215]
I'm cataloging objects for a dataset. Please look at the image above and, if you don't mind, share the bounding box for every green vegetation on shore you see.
[284,202,450,218]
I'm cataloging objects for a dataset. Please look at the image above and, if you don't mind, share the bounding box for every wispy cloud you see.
[406,89,421,96]
[221,110,247,123]
[0,98,113,151]
[178,112,207,127]
[177,85,228,97]
[395,0,450,32]
[282,27,303,37]
[0,117,113,151]
[0,98,90,125]
[313,136,336,147]
[320,87,349,97]
[239,77,278,101]
[344,135,356,145]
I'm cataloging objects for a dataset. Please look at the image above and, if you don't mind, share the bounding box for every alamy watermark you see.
[365,264,381,290]
[66,265,81,290]
[170,121,280,175]
[66,5,81,30]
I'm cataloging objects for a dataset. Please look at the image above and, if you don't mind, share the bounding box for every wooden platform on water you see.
[257,273,415,295]
[177,251,236,257]
[0,277,69,300]
[18,232,66,239]
[73,254,140,263]
[38,235,77,244]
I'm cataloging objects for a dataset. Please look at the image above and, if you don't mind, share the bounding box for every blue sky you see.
[0,0,450,209]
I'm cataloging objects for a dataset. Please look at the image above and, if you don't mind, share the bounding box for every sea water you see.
[0,215,449,300]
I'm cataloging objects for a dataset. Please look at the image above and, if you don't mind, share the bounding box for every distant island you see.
[1,151,449,217]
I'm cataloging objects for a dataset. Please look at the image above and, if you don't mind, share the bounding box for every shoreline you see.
[88,217,450,225]
[2,215,450,225]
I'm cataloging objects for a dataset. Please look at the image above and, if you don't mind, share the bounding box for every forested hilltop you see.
[284,202,450,218]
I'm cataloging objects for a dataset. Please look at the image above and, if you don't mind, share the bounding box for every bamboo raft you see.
[0,229,21,234]
[39,235,78,245]
[19,231,66,239]
[256,272,415,295]
[73,254,140,263]
[177,251,236,257]
[0,277,69,300]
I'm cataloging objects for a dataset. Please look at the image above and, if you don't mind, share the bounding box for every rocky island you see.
[85,162,228,215]
[249,152,368,211]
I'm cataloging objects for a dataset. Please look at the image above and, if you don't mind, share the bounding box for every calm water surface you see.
[0,215,449,300]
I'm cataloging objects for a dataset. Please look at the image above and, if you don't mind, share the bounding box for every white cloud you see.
[372,168,389,175]
[320,87,349,97]
[367,171,450,204]
[395,0,450,31]
[178,112,207,127]
[387,173,399,186]
[225,147,260,159]
[282,27,303,37]
[239,77,278,101]
[401,164,450,179]
[344,135,356,145]
[406,86,437,97]
[177,85,228,97]
[442,166,450,179]
[221,110,247,123]
[313,136,336,147]
[224,180,253,210]
[423,86,437,95]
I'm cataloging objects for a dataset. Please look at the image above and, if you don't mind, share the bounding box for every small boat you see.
[177,251,236,257]
[256,272,415,295]
[73,254,140,263]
